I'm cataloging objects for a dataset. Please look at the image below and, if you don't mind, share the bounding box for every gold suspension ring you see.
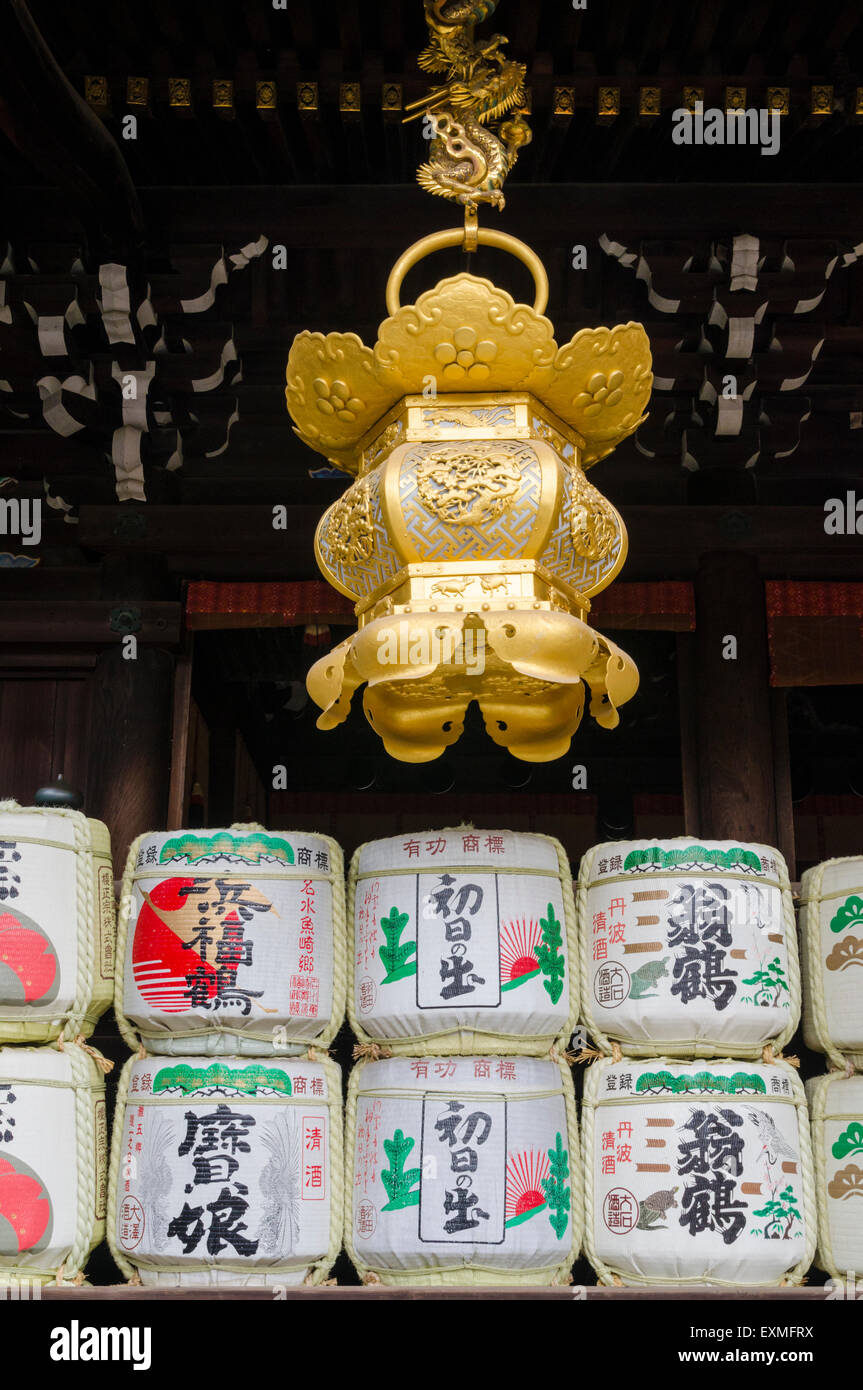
[385,225,550,317]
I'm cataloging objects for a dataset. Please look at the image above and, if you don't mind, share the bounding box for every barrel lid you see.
[33,775,84,810]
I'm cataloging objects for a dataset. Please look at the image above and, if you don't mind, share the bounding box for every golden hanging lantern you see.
[285,0,652,764]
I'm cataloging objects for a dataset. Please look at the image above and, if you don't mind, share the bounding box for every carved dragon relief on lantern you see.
[284,0,653,763]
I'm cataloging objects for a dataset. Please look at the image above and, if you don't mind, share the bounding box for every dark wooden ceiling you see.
[2,0,863,541]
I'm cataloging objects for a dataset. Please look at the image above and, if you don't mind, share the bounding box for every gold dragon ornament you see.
[285,0,652,762]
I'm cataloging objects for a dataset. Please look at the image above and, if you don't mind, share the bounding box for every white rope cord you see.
[807,1073,835,1278]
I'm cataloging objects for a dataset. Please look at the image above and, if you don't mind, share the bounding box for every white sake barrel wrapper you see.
[108,1054,342,1286]
[0,1045,107,1286]
[578,838,800,1058]
[115,826,346,1055]
[0,801,114,1043]
[807,1072,863,1280]
[346,1055,580,1286]
[349,829,577,1054]
[800,857,863,1069]
[584,1057,816,1287]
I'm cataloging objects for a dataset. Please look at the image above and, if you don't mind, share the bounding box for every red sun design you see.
[499,917,542,984]
[0,912,58,1003]
[505,1148,550,1220]
[131,877,215,1014]
[0,1156,51,1251]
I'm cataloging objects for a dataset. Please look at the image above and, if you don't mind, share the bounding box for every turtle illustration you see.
[628,957,670,1000]
[636,1186,679,1230]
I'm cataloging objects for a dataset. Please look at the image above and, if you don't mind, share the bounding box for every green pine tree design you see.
[741,956,788,1008]
[541,1131,571,1240]
[533,903,566,1005]
[380,1129,422,1211]
[752,1184,801,1240]
[379,906,416,984]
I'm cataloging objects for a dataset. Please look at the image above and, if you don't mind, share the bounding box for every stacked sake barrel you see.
[577,837,816,1287]
[107,824,345,1286]
[0,802,113,1286]
[800,857,863,1282]
[345,828,581,1285]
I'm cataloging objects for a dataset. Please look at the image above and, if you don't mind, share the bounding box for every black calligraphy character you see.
[671,945,738,1012]
[178,1105,256,1159]
[678,1172,748,1245]
[204,1187,259,1256]
[430,874,484,919]
[667,883,732,949]
[434,1101,465,1147]
[450,1146,478,1173]
[439,943,485,999]
[677,1108,745,1177]
[184,964,214,1008]
[167,1201,206,1253]
[443,1186,489,1234]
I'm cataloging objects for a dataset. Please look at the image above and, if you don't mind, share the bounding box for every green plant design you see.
[832,1120,863,1160]
[741,956,788,1008]
[635,1070,766,1095]
[622,845,762,874]
[541,1131,570,1240]
[752,1185,801,1240]
[533,903,566,1005]
[830,895,863,934]
[379,907,416,984]
[153,1063,292,1095]
[160,831,294,864]
[380,1129,421,1211]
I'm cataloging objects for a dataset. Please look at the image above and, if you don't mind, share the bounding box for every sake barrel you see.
[108,1053,342,1286]
[583,1057,815,1287]
[349,829,577,1054]
[800,858,863,1069]
[0,801,114,1043]
[577,838,799,1058]
[0,1045,107,1286]
[115,825,345,1055]
[345,1055,580,1285]
[807,1072,863,1282]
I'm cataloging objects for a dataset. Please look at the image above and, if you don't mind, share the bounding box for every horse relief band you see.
[800,857,863,1070]
[0,1045,107,1286]
[345,1054,580,1285]
[0,802,114,1044]
[577,838,800,1058]
[349,828,577,1054]
[583,1057,815,1287]
[115,826,346,1056]
[807,1073,863,1281]
[107,1054,342,1286]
